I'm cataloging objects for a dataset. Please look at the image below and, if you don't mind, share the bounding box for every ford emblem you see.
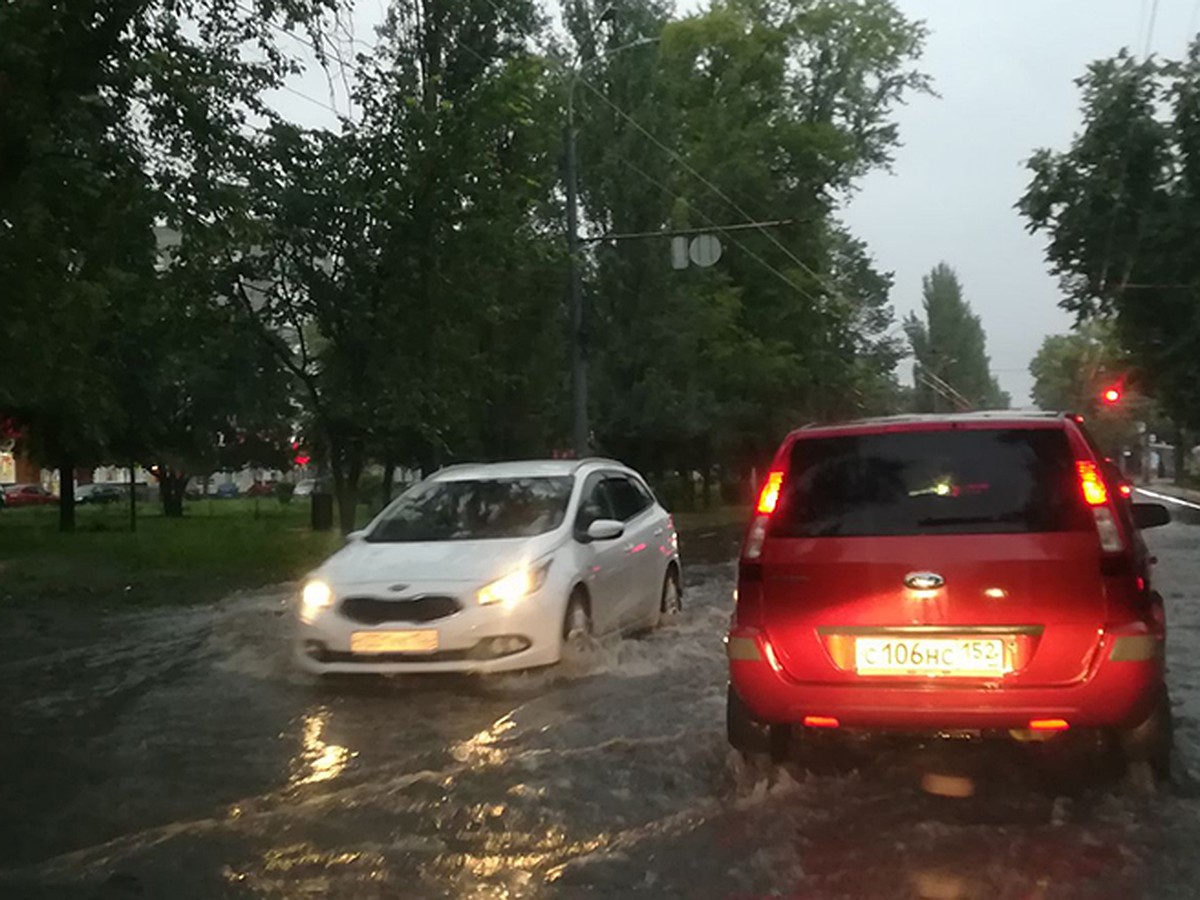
[904,571,945,590]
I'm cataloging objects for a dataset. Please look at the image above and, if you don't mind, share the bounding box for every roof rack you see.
[795,409,1076,431]
[574,456,625,470]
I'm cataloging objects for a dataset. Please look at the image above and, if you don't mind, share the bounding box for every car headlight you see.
[477,560,552,607]
[300,579,334,624]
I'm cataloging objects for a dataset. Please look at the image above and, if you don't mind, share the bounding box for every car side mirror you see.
[1132,502,1170,530]
[584,519,625,542]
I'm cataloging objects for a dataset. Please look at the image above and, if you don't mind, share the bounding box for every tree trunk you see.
[160,469,187,517]
[128,463,137,533]
[1174,426,1187,484]
[329,434,364,535]
[382,458,396,506]
[58,462,75,533]
[676,462,694,512]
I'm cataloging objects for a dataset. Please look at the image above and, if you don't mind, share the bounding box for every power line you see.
[577,78,846,307]
[1144,0,1160,57]
[232,0,363,120]
[277,82,347,118]
[579,218,798,243]
[614,156,827,308]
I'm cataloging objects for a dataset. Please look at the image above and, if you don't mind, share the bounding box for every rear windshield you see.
[773,428,1088,538]
[367,476,573,542]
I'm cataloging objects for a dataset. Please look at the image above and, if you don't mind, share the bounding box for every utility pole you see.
[565,114,587,459]
[563,33,658,459]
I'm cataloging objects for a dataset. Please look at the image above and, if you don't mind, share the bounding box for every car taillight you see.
[1076,461,1108,506]
[743,515,769,560]
[744,470,785,560]
[756,470,784,515]
[1076,460,1125,553]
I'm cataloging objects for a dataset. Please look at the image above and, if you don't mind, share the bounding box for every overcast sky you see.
[270,0,1197,406]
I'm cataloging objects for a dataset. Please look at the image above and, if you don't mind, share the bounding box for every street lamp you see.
[564,34,660,458]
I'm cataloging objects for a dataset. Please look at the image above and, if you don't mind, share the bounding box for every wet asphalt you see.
[3,509,1200,898]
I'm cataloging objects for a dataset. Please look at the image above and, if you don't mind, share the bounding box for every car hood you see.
[317,534,562,586]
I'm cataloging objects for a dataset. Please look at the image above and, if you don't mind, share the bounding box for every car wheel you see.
[1119,687,1174,782]
[561,590,592,660]
[726,685,771,756]
[656,567,682,627]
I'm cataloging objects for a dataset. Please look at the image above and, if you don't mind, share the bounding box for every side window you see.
[575,473,614,531]
[631,477,656,509]
[603,476,651,522]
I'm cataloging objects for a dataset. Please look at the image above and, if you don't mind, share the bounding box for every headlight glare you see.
[300,580,334,623]
[478,560,551,607]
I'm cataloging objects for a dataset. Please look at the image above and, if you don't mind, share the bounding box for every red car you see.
[3,483,58,507]
[246,481,277,498]
[726,411,1174,775]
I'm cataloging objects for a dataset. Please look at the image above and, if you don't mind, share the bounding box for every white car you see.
[293,479,318,497]
[295,458,681,675]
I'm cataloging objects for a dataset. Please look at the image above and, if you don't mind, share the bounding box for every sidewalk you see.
[1135,480,1200,506]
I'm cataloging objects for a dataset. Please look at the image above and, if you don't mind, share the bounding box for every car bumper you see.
[295,590,564,675]
[727,627,1163,731]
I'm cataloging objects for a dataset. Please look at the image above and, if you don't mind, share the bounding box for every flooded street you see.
[5,510,1200,899]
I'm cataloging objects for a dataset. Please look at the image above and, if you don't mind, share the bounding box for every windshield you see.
[366,476,574,542]
[774,428,1089,538]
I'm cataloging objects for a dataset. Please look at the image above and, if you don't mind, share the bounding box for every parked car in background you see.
[296,458,681,676]
[3,484,58,507]
[76,483,125,504]
[215,482,239,499]
[293,479,318,497]
[726,411,1175,777]
[246,480,277,498]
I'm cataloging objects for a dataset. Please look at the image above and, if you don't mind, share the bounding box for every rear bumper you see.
[727,628,1163,731]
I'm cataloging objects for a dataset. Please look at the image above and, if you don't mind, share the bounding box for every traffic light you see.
[1101,386,1121,405]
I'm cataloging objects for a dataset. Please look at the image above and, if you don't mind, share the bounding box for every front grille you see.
[340,595,461,625]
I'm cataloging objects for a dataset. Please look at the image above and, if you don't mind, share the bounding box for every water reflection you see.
[292,708,355,786]
[452,713,518,766]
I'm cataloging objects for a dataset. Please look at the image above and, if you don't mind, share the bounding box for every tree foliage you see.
[1019,42,1200,432]
[2,0,934,530]
[904,264,1009,412]
[1028,321,1135,454]
[0,0,337,524]
[569,0,927,487]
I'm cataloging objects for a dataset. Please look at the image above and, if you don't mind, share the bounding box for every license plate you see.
[350,630,438,655]
[854,637,1006,676]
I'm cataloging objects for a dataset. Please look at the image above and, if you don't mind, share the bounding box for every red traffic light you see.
[1101,387,1121,405]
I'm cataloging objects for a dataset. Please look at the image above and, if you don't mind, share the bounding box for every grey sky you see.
[270,1,1197,406]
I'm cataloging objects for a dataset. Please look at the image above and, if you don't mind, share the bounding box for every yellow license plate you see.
[351,630,439,654]
[855,637,1006,676]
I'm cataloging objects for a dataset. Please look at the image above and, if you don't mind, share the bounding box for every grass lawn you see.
[671,504,750,532]
[0,498,355,607]
[0,497,749,608]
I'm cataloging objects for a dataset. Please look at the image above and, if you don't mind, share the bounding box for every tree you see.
[1029,321,1136,454]
[0,0,338,529]
[569,0,929,493]
[904,264,1009,411]
[228,0,565,532]
[1029,320,1123,412]
[1019,43,1200,449]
